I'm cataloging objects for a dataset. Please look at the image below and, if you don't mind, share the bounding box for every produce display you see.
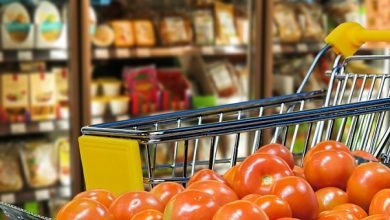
[55,141,390,220]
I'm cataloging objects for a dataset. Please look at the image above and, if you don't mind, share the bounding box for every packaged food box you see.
[1,2,34,49]
[20,139,58,188]
[159,15,193,46]
[193,10,214,45]
[92,24,114,47]
[133,19,155,47]
[214,1,240,45]
[0,143,23,192]
[109,96,129,115]
[29,72,56,121]
[1,73,29,123]
[111,20,135,47]
[56,137,70,186]
[53,67,68,103]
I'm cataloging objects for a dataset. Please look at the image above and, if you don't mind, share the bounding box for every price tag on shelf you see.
[35,189,50,201]
[201,46,215,55]
[115,48,130,58]
[95,48,109,59]
[116,115,129,121]
[273,44,282,53]
[1,193,15,204]
[91,117,104,125]
[136,48,151,57]
[17,51,33,61]
[297,43,308,52]
[57,120,70,130]
[50,50,68,59]
[10,123,26,134]
[39,121,55,132]
[59,186,72,198]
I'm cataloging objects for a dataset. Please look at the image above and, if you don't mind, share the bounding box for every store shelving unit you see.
[0,50,68,62]
[0,120,69,137]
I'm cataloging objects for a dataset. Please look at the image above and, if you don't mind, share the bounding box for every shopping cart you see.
[1,22,390,220]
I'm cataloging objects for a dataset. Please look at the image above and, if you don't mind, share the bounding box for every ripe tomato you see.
[317,210,358,220]
[130,209,163,220]
[164,190,220,220]
[315,187,348,213]
[241,194,262,203]
[150,182,184,207]
[254,195,292,219]
[369,189,390,216]
[212,200,269,220]
[275,218,300,220]
[233,154,293,197]
[187,169,227,186]
[187,180,238,206]
[74,189,116,208]
[361,214,390,220]
[333,203,367,219]
[57,198,114,220]
[293,166,305,179]
[223,165,239,188]
[109,191,164,220]
[303,140,350,166]
[351,150,379,162]
[347,162,390,211]
[304,150,356,190]
[271,176,319,220]
[256,143,295,169]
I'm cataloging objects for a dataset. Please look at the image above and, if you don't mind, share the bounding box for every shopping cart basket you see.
[1,22,390,220]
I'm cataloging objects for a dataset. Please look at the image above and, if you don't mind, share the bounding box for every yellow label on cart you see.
[78,135,144,196]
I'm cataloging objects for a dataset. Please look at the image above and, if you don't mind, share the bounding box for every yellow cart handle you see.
[325,22,390,57]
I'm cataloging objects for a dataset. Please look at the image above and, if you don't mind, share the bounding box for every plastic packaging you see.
[0,143,23,192]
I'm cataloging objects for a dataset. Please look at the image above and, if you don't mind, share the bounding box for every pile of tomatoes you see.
[56,140,390,220]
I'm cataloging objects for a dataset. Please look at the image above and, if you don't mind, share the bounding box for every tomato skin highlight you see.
[256,143,295,169]
[150,182,184,207]
[332,203,367,219]
[315,187,349,213]
[347,162,390,211]
[109,191,164,220]
[303,140,350,166]
[361,214,390,220]
[186,180,238,206]
[130,209,163,220]
[233,153,293,197]
[164,190,220,220]
[304,150,356,190]
[271,176,319,220]
[241,194,262,203]
[74,189,116,208]
[212,200,269,220]
[317,209,359,220]
[187,169,227,186]
[369,189,390,216]
[56,198,115,220]
[254,195,292,220]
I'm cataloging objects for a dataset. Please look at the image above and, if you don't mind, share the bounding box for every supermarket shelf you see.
[93,45,248,59]
[273,42,325,54]
[0,120,70,137]
[0,50,68,62]
[0,185,71,204]
[91,115,130,124]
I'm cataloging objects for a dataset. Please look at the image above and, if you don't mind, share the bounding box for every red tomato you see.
[254,195,292,220]
[233,154,293,197]
[315,187,349,213]
[212,200,269,220]
[347,162,390,211]
[303,140,350,166]
[275,218,300,220]
[317,210,358,220]
[74,189,116,208]
[241,194,262,203]
[256,143,295,169]
[109,191,164,220]
[304,150,356,190]
[271,176,319,220]
[57,198,114,220]
[186,180,238,206]
[361,214,390,220]
[333,203,367,219]
[293,166,305,179]
[351,150,379,162]
[187,169,227,186]
[223,165,239,188]
[150,182,184,207]
[164,190,220,220]
[369,189,390,216]
[130,209,163,220]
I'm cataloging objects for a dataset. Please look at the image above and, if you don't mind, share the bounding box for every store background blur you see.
[0,0,389,218]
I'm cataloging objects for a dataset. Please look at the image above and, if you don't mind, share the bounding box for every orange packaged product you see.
[214,1,240,45]
[159,15,193,46]
[111,20,135,47]
[273,3,301,43]
[133,19,156,47]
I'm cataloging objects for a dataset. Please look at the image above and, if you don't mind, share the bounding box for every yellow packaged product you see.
[92,24,114,47]
[111,20,135,47]
[2,2,31,43]
[29,72,56,121]
[159,15,193,46]
[34,1,62,42]
[1,73,29,123]
[214,1,240,45]
[0,143,23,192]
[274,3,302,42]
[193,10,214,45]
[133,19,156,47]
